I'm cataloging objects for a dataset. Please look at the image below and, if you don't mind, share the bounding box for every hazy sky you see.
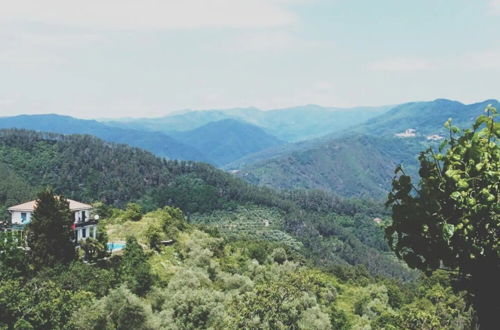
[0,0,499,118]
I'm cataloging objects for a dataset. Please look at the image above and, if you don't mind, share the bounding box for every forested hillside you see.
[0,129,410,279]
[0,123,482,329]
[234,99,499,198]
[0,204,472,329]
[236,135,426,198]
[172,119,284,166]
[0,163,35,222]
[0,114,208,162]
[1,0,493,327]
[348,99,500,137]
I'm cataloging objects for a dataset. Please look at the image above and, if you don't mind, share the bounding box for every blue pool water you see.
[107,242,126,252]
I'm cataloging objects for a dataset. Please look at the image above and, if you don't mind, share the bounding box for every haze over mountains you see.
[0,114,208,162]
[348,99,500,137]
[171,119,284,166]
[1,99,497,199]
[104,104,392,142]
[0,104,391,166]
[233,99,500,198]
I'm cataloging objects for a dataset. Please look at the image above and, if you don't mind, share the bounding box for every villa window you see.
[82,228,86,238]
[82,211,86,222]
[21,213,27,223]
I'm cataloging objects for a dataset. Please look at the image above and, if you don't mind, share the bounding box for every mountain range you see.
[171,119,284,166]
[347,98,499,137]
[0,128,412,279]
[0,114,208,162]
[0,114,282,166]
[232,99,499,198]
[104,104,392,142]
[1,98,497,199]
[0,104,392,167]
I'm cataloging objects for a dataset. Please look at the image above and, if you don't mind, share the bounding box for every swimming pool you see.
[107,242,126,252]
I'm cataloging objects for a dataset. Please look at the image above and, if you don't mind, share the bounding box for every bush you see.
[124,203,143,222]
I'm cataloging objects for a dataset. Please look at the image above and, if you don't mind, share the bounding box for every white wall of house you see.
[10,208,97,243]
[11,209,92,225]
[74,210,91,223]
[11,211,32,225]
[76,224,97,241]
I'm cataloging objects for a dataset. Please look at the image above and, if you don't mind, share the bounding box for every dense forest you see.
[0,200,473,329]
[171,119,285,166]
[0,126,488,328]
[235,135,425,197]
[0,129,411,279]
[0,114,208,162]
[232,99,500,198]
[1,0,496,327]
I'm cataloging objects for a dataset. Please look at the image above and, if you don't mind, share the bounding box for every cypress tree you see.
[120,236,152,296]
[26,189,76,270]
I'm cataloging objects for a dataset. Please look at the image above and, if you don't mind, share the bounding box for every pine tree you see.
[26,189,76,270]
[120,236,152,296]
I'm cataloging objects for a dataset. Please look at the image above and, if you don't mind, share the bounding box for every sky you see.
[0,0,499,118]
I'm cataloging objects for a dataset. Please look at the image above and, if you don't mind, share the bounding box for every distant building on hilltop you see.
[426,134,444,141]
[7,199,97,242]
[394,129,417,138]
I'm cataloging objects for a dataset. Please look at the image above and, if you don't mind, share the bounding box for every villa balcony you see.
[74,219,98,228]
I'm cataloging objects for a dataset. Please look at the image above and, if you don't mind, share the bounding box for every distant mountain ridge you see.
[236,135,427,198]
[233,99,499,198]
[0,114,287,167]
[172,119,284,166]
[347,99,499,138]
[103,104,393,142]
[0,104,394,167]
[0,114,208,162]
[2,98,497,199]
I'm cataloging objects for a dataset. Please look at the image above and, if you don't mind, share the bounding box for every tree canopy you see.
[27,189,76,270]
[386,105,499,328]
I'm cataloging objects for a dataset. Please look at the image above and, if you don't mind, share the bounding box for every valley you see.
[0,129,412,279]
[2,2,497,327]
[1,99,496,329]
[2,99,496,199]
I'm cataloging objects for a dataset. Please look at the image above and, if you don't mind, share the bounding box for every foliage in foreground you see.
[386,105,499,328]
[0,206,473,329]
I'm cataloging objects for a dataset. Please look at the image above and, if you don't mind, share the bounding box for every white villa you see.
[8,199,97,242]
[394,128,417,138]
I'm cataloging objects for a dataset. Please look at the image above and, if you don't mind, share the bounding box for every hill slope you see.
[237,135,425,198]
[105,109,241,133]
[173,119,284,166]
[0,129,413,279]
[244,104,393,141]
[349,99,500,137]
[0,114,208,162]
[105,105,392,142]
[234,99,499,198]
